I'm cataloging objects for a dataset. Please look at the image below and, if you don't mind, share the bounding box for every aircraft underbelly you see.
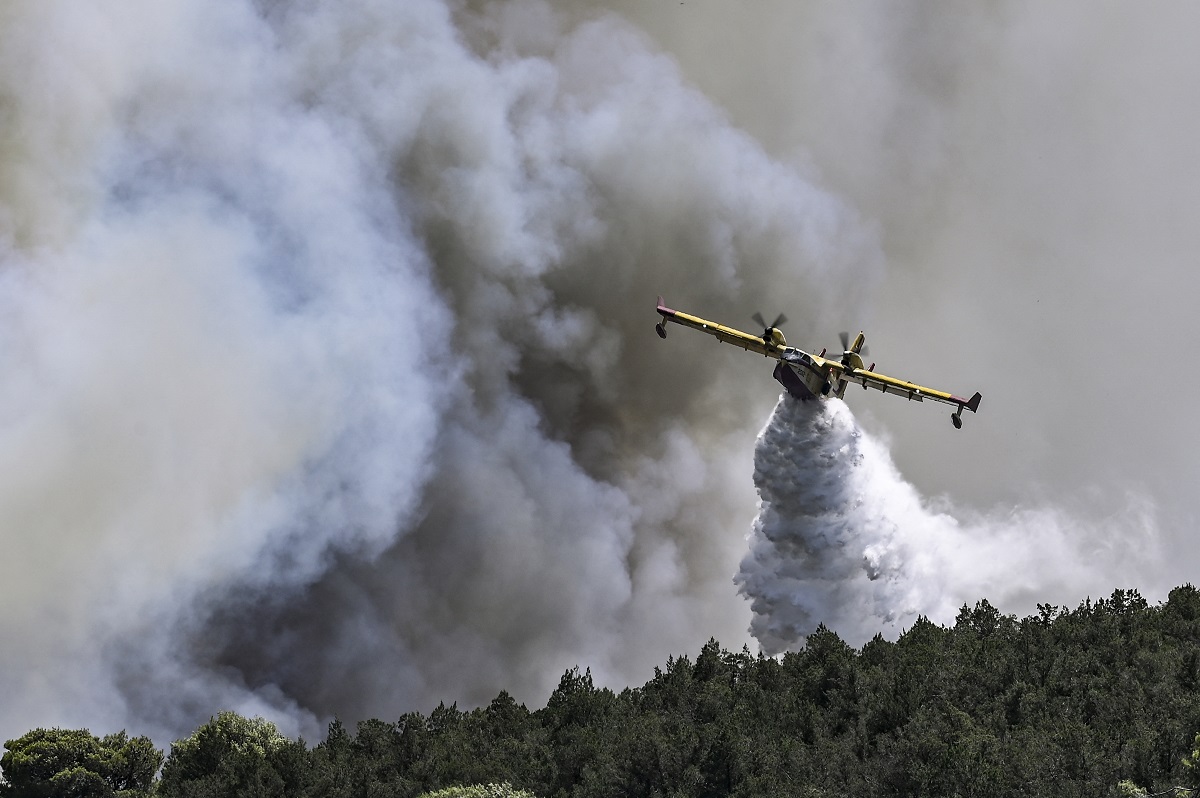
[773,357,827,401]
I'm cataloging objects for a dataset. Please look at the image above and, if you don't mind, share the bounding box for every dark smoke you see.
[0,0,1175,746]
[0,0,876,742]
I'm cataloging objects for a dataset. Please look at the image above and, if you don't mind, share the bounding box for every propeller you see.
[837,331,868,357]
[753,312,787,332]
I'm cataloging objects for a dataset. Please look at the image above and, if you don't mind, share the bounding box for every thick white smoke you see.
[0,0,454,740]
[0,0,876,744]
[737,396,1162,653]
[0,0,1174,750]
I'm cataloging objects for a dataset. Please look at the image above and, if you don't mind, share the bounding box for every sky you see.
[0,0,1194,746]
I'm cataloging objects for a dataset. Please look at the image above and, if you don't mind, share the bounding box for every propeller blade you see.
[770,313,788,329]
[860,344,870,357]
[838,331,850,350]
[751,312,767,329]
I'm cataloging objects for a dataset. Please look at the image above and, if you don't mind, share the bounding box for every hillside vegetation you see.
[4,586,1200,797]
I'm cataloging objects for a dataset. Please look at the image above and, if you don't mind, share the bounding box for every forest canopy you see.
[4,586,1200,797]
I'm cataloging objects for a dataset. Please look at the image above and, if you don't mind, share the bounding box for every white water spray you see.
[737,396,1162,653]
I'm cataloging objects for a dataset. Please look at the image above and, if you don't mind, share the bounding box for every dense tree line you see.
[5,586,1200,797]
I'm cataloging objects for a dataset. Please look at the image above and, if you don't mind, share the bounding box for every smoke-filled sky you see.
[0,1,1194,745]
[608,2,1200,534]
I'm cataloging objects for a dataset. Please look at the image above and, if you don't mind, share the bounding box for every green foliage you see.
[157,712,308,798]
[288,590,1200,796]
[9,585,1200,797]
[0,728,161,798]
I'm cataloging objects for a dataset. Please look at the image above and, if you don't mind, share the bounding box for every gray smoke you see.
[0,0,875,743]
[598,2,1200,556]
[737,396,1161,653]
[0,0,1181,748]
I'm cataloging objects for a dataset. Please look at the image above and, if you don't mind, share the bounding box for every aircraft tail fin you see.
[965,391,982,413]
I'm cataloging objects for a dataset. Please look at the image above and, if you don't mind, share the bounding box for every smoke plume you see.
[0,0,875,743]
[0,0,1180,747]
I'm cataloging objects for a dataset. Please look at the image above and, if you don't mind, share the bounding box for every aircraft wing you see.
[655,297,783,358]
[835,364,982,414]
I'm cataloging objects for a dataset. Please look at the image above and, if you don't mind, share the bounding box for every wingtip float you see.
[655,296,982,429]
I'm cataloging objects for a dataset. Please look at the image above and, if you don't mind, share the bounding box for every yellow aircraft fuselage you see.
[655,297,982,428]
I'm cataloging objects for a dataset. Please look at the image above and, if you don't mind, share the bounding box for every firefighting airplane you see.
[655,296,981,428]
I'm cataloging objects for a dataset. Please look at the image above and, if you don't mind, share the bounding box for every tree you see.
[0,728,161,798]
[98,733,161,795]
[14,586,1200,797]
[158,712,308,798]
